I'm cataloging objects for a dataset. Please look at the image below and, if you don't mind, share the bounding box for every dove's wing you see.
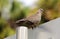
[16,19,35,28]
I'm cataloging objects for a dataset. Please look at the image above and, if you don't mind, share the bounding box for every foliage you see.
[10,1,30,21]
[0,18,15,39]
[0,0,60,39]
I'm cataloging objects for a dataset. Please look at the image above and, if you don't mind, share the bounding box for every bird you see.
[16,8,44,29]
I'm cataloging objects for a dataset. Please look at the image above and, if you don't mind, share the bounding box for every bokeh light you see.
[17,0,38,7]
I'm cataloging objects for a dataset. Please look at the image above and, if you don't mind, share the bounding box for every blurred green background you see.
[0,0,60,39]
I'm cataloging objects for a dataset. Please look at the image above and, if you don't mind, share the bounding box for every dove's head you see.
[37,8,44,14]
[38,9,43,13]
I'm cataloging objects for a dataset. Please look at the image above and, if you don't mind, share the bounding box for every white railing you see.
[16,26,28,39]
[5,18,60,39]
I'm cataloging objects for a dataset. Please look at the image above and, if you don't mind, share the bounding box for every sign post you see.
[16,26,28,39]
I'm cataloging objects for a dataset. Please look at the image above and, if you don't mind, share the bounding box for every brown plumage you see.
[16,9,44,29]
[8,19,17,29]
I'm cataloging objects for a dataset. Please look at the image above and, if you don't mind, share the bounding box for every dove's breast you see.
[26,13,41,23]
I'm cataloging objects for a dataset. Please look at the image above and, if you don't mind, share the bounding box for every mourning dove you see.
[16,9,44,29]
